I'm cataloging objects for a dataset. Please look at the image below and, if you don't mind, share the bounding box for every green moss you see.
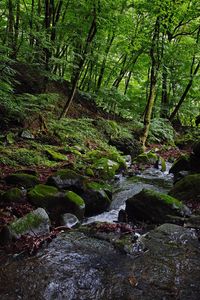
[9,212,44,235]
[65,191,85,207]
[55,169,80,179]
[143,189,183,209]
[2,188,23,202]
[46,149,68,161]
[86,181,112,193]
[5,173,39,188]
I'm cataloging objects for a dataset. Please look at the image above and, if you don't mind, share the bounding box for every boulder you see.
[2,187,24,202]
[169,174,200,203]
[169,155,190,175]
[5,173,39,188]
[28,184,85,220]
[193,140,200,157]
[110,137,142,159]
[125,189,190,224]
[46,169,84,191]
[8,208,50,238]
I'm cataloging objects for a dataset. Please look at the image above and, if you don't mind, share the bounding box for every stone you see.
[169,155,191,175]
[110,137,142,159]
[47,169,84,191]
[20,129,35,139]
[8,208,50,238]
[60,213,80,228]
[5,173,39,188]
[2,187,24,203]
[46,149,68,161]
[169,174,200,203]
[125,188,191,224]
[28,185,85,220]
[193,140,200,157]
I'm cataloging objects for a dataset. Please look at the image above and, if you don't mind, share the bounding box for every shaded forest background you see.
[0,0,200,140]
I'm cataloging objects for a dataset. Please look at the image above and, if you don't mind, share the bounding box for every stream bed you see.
[0,166,200,299]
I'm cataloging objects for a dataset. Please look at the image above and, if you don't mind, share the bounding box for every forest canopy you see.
[0,0,200,140]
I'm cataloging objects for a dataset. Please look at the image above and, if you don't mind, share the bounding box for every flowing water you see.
[84,164,173,224]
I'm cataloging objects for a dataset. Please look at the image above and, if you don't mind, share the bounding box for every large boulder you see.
[27,184,85,220]
[125,189,190,224]
[169,174,200,203]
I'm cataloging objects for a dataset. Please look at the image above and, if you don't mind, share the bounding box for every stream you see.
[85,164,173,224]
[1,164,200,299]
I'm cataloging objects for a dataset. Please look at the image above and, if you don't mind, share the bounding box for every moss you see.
[28,184,59,208]
[55,169,81,180]
[5,173,39,188]
[46,149,68,161]
[65,191,85,208]
[2,188,23,202]
[9,212,44,235]
[86,181,112,193]
[92,158,120,179]
[144,189,183,209]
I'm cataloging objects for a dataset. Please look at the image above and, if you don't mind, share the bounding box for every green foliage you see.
[148,118,175,144]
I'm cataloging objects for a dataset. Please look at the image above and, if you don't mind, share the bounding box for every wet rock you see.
[2,187,24,203]
[169,155,190,175]
[184,214,200,229]
[81,189,111,217]
[46,169,84,191]
[0,224,200,299]
[8,207,50,238]
[110,137,142,159]
[125,189,191,224]
[60,213,80,228]
[169,174,200,203]
[28,184,85,220]
[5,173,39,188]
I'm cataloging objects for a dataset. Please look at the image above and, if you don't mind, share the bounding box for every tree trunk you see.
[141,17,160,150]
[169,61,200,122]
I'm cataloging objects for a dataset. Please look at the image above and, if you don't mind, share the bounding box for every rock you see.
[1,224,200,299]
[47,169,84,191]
[60,213,80,228]
[125,189,190,224]
[169,155,190,175]
[92,158,120,179]
[169,174,200,203]
[110,137,142,159]
[85,181,112,200]
[5,173,39,188]
[8,208,50,238]
[46,149,68,161]
[193,140,200,157]
[28,185,85,220]
[2,187,25,203]
[184,214,200,229]
[20,129,35,139]
[190,153,200,173]
[80,187,111,217]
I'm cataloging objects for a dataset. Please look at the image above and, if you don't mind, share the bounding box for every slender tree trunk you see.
[59,9,97,118]
[160,66,169,118]
[141,17,160,150]
[169,61,200,122]
[124,71,132,95]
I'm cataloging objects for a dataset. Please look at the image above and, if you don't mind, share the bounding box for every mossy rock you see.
[64,191,85,220]
[193,141,200,157]
[125,189,190,224]
[27,184,60,208]
[85,181,112,200]
[110,137,142,159]
[80,188,111,217]
[169,174,200,203]
[92,158,120,179]
[135,151,158,164]
[46,149,68,161]
[5,173,39,188]
[9,207,50,238]
[2,188,24,203]
[28,185,85,220]
[169,155,190,175]
[47,169,84,190]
